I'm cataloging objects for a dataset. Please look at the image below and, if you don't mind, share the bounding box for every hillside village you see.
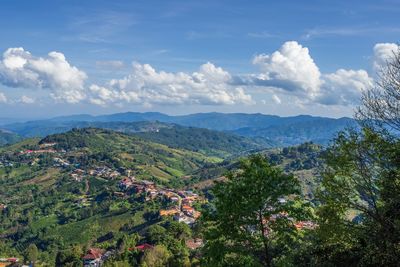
[0,141,207,266]
[0,135,318,266]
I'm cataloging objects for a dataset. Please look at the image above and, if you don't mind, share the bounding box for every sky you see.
[0,0,399,119]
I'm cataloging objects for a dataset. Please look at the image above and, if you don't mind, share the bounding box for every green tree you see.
[147,225,167,244]
[202,154,312,267]
[55,245,83,267]
[141,245,171,267]
[25,243,38,266]
[315,128,400,266]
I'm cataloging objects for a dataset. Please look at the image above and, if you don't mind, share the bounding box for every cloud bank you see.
[88,62,253,107]
[0,42,397,109]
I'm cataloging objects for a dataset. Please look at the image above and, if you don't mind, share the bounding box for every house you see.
[82,248,104,267]
[132,184,145,194]
[130,243,154,252]
[0,258,19,267]
[182,205,194,215]
[141,180,155,189]
[109,171,120,179]
[160,209,180,216]
[174,213,195,225]
[147,189,158,199]
[119,177,133,190]
[185,238,203,250]
[39,142,57,148]
[295,221,317,230]
[170,196,179,202]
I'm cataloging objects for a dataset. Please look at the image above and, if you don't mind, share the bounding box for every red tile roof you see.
[129,243,154,252]
[82,248,104,260]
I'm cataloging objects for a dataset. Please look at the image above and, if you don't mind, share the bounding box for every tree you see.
[356,45,400,132]
[141,245,171,267]
[147,225,167,244]
[315,128,400,266]
[55,245,83,267]
[25,243,38,266]
[202,154,312,267]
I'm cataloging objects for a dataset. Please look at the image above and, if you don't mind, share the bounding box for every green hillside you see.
[0,128,322,265]
[188,142,323,199]
[0,128,224,262]
[134,124,269,157]
[0,130,23,146]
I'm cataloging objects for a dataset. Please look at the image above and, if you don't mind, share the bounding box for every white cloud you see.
[20,95,35,104]
[0,47,87,103]
[372,43,399,71]
[89,62,253,106]
[318,69,373,105]
[252,41,321,98]
[0,92,7,103]
[248,41,375,106]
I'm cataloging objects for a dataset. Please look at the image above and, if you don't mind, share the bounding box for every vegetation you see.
[202,155,313,266]
[0,130,22,146]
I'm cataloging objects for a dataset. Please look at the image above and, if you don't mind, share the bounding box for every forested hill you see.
[0,130,22,146]
[189,142,323,199]
[1,112,356,147]
[133,124,269,157]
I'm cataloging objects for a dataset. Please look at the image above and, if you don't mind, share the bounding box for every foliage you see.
[202,154,313,266]
[313,127,400,266]
[141,245,171,267]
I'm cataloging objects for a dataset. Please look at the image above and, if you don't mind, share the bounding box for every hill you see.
[2,112,356,147]
[1,121,268,157]
[0,128,221,255]
[0,128,323,265]
[134,124,269,157]
[0,130,22,146]
[188,142,323,200]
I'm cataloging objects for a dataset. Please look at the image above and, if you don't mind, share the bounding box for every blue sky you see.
[0,0,399,118]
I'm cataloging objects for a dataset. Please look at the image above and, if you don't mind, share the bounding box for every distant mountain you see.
[0,130,22,146]
[1,112,357,146]
[232,117,357,146]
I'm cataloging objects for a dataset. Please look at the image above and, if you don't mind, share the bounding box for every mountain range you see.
[0,112,357,147]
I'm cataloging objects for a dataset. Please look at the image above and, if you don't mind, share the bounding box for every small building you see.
[174,213,195,225]
[185,238,203,250]
[119,177,133,189]
[82,248,104,267]
[0,258,19,267]
[160,209,180,217]
[130,244,154,252]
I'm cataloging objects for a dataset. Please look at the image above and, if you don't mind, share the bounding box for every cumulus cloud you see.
[318,69,374,105]
[373,43,399,71]
[246,41,375,106]
[0,48,87,103]
[89,62,253,106]
[252,41,321,98]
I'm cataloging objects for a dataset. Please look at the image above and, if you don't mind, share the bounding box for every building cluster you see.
[68,166,121,182]
[119,176,203,226]
[19,148,57,155]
